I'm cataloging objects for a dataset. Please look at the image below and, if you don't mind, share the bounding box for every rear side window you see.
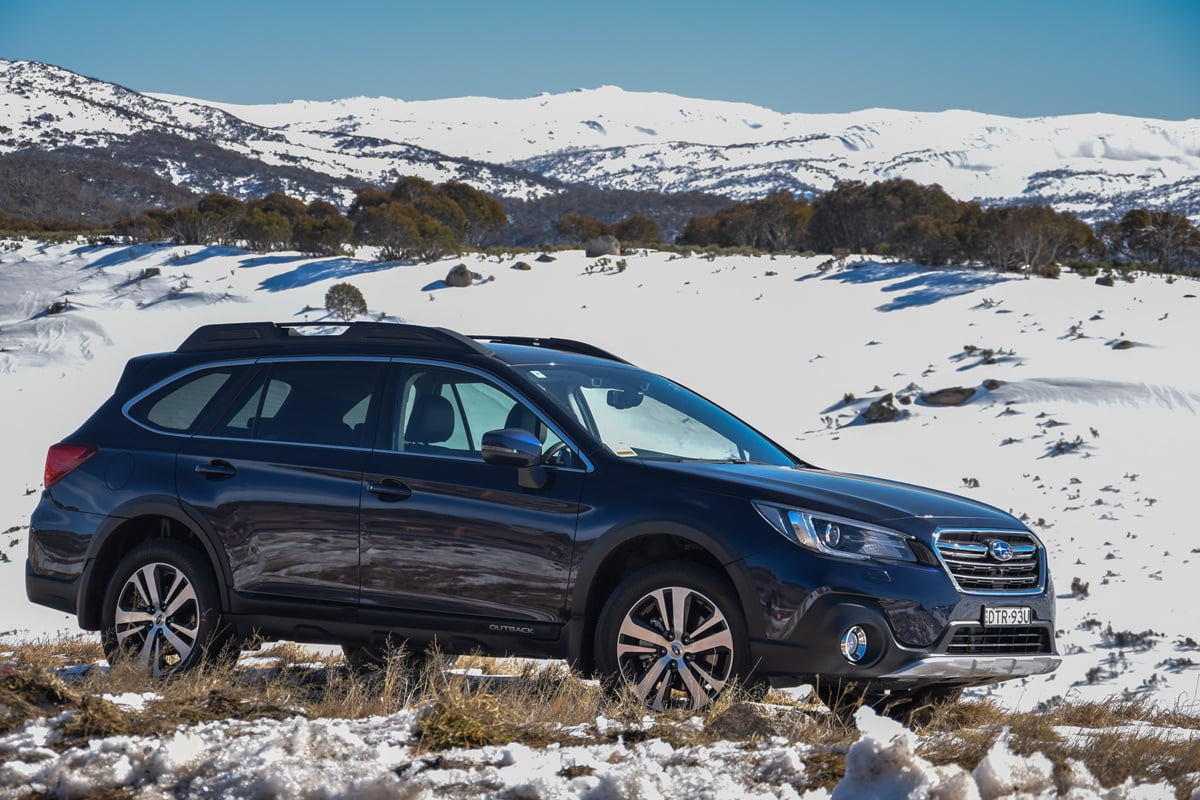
[210,360,381,448]
[128,367,244,433]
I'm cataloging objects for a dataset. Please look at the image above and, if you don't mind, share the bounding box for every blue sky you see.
[1,0,1197,118]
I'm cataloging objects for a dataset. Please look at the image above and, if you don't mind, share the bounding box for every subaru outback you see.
[27,322,1059,713]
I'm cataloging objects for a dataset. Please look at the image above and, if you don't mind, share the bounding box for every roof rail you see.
[176,322,493,356]
[472,335,631,364]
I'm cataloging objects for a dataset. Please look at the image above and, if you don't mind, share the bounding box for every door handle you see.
[195,461,237,479]
[368,481,412,501]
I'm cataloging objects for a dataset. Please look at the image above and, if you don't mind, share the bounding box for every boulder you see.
[445,263,479,287]
[46,300,70,315]
[585,235,621,257]
[920,386,976,406]
[1095,275,1115,287]
[513,261,532,271]
[139,267,161,280]
[535,253,557,263]
[860,393,899,424]
[983,378,1003,391]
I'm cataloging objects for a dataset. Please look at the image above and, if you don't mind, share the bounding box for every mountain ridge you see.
[2,59,1198,223]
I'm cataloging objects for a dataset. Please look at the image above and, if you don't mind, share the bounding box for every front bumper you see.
[738,543,1058,689]
[877,653,1061,685]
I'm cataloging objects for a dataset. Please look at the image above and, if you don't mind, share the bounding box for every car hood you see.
[646,461,1020,534]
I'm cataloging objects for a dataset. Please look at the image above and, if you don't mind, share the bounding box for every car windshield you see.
[515,362,795,466]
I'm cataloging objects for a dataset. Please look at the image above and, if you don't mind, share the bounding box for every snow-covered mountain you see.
[2,59,1199,221]
[0,60,563,206]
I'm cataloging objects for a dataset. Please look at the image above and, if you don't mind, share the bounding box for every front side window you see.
[208,361,381,447]
[391,366,570,464]
[516,362,794,465]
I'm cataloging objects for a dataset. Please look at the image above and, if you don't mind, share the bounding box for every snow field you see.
[2,240,1200,797]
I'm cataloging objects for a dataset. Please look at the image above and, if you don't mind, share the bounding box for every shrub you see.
[325,283,367,322]
[1036,262,1062,279]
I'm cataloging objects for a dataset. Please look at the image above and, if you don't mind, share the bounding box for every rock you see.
[1112,339,1135,350]
[513,261,532,271]
[45,300,70,315]
[1095,275,1115,287]
[861,393,899,424]
[138,267,161,280]
[445,263,480,287]
[535,253,557,262]
[585,235,621,257]
[920,386,976,406]
[983,378,1003,391]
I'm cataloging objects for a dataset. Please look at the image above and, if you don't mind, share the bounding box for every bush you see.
[325,283,367,322]
[1036,262,1062,279]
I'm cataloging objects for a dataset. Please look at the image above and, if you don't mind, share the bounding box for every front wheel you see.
[594,562,755,712]
[101,540,229,677]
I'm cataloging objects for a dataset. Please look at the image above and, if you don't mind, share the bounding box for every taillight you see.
[44,443,98,488]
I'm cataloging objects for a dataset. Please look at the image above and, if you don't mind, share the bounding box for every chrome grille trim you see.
[933,528,1046,596]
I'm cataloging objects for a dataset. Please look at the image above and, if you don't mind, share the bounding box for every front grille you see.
[946,625,1052,655]
[934,530,1043,593]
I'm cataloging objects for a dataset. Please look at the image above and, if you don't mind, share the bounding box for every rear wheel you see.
[101,540,230,676]
[594,562,755,712]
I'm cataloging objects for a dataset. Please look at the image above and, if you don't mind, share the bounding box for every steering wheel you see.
[541,441,570,466]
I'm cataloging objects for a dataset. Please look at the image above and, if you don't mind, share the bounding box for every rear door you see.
[176,358,384,606]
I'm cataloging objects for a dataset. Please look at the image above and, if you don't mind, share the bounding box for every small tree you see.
[612,214,662,247]
[325,282,367,322]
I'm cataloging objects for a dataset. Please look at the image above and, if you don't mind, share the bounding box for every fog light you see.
[840,625,869,663]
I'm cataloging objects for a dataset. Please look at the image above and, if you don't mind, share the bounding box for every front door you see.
[359,364,586,626]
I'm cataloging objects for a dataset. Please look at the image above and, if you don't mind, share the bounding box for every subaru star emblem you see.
[988,539,1014,561]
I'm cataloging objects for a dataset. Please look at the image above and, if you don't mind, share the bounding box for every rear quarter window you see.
[128,367,245,433]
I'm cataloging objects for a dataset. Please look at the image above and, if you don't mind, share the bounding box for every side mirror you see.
[482,428,548,491]
[481,428,542,467]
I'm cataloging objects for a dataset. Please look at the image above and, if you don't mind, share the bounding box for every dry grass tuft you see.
[2,634,104,669]
[0,665,83,734]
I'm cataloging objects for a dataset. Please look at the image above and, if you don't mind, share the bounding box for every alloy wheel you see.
[615,585,734,711]
[112,561,200,676]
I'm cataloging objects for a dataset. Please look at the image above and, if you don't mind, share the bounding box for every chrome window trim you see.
[932,528,1047,596]
[187,433,375,453]
[120,355,594,472]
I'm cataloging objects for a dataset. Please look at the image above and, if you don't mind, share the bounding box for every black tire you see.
[101,540,230,676]
[594,561,755,712]
[342,640,457,675]
[817,682,962,727]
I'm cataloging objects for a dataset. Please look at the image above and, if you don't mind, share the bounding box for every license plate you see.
[983,606,1032,626]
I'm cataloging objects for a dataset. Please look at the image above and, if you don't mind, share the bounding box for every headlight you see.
[752,502,917,563]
